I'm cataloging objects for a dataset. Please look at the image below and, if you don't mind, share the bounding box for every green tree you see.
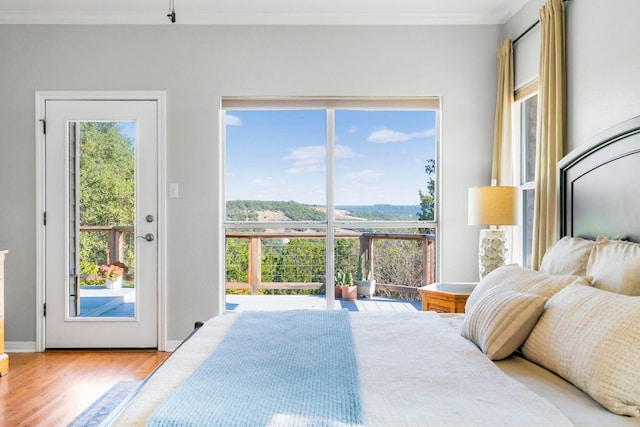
[417,158,436,221]
[79,122,135,278]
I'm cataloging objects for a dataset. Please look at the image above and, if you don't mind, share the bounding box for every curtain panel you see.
[531,0,566,269]
[491,39,514,186]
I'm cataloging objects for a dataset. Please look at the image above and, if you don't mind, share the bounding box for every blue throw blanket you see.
[146,310,364,427]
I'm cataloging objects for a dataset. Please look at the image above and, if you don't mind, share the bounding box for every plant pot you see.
[334,285,344,299]
[355,279,376,298]
[105,276,123,289]
[342,285,357,301]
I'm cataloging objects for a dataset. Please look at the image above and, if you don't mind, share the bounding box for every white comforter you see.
[110,311,572,426]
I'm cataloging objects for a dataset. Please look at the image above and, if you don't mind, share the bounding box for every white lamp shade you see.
[468,186,517,226]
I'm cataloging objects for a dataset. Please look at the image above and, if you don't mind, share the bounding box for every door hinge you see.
[40,119,46,134]
[43,303,47,317]
[43,211,47,226]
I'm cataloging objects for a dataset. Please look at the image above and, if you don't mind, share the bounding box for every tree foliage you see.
[226,200,326,221]
[79,122,135,278]
[417,158,436,221]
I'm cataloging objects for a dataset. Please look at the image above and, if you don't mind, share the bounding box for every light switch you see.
[169,183,179,198]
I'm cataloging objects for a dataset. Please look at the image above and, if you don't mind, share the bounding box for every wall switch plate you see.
[169,183,179,198]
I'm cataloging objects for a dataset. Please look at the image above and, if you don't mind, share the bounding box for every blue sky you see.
[225,109,436,206]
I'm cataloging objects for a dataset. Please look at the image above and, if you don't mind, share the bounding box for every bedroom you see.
[0,0,639,424]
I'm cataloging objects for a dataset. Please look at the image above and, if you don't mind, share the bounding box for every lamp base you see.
[478,229,508,279]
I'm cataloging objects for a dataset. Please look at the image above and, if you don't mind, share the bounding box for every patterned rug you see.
[68,381,139,427]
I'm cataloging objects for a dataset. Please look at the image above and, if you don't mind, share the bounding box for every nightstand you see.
[418,282,477,314]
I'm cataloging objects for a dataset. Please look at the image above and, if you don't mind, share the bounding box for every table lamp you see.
[468,186,517,278]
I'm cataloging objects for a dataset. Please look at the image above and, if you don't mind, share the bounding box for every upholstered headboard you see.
[558,116,640,243]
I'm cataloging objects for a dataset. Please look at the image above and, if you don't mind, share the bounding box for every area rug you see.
[68,381,139,427]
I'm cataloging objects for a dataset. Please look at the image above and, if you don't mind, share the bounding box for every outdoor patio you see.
[78,289,421,318]
[226,294,421,312]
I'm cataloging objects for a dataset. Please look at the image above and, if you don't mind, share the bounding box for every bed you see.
[106,116,640,426]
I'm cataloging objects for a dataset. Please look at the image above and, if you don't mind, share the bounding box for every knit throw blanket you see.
[146,310,364,427]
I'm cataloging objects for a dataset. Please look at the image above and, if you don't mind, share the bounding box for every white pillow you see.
[586,236,640,295]
[461,286,546,360]
[522,283,640,416]
[465,265,590,313]
[539,236,595,276]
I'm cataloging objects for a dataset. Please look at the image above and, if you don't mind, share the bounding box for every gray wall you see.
[0,24,499,344]
[504,0,640,151]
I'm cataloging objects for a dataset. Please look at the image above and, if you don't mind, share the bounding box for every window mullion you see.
[326,109,336,309]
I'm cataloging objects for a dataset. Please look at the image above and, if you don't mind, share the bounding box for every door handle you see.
[137,233,155,242]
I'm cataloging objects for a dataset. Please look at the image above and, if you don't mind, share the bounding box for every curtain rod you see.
[512,0,570,45]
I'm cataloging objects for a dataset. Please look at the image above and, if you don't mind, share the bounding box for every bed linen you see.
[110,311,572,427]
[146,310,364,426]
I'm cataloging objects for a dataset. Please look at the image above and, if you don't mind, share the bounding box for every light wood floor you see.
[0,350,170,427]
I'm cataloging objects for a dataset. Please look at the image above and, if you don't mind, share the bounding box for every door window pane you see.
[72,122,136,318]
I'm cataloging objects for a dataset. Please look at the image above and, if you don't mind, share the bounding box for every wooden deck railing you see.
[225,231,436,296]
[79,225,134,281]
[79,227,436,296]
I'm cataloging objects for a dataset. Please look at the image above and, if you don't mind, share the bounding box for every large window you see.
[514,85,538,268]
[222,98,439,305]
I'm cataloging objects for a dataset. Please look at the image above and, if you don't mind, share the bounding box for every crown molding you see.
[0,8,525,26]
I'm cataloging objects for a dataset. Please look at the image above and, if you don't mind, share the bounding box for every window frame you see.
[513,81,538,268]
[221,97,441,306]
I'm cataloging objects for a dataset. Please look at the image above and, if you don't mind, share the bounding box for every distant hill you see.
[226,200,419,221]
[337,204,419,220]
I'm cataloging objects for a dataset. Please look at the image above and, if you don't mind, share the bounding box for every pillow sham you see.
[461,286,546,360]
[465,265,590,313]
[521,283,640,417]
[538,236,595,276]
[586,235,640,295]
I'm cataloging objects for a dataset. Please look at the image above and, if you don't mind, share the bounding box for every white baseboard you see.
[164,340,181,352]
[6,341,37,352]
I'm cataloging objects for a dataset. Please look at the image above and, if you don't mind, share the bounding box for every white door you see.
[45,100,158,348]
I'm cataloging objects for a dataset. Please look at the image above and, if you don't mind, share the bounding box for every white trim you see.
[5,341,37,353]
[217,102,227,316]
[0,11,523,26]
[164,340,183,353]
[34,91,168,352]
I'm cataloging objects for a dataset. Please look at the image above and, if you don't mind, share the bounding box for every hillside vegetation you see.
[226,200,419,221]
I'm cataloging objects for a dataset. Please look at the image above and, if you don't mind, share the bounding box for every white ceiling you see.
[0,0,529,25]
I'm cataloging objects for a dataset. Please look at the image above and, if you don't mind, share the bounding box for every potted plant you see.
[341,272,357,301]
[334,271,347,299]
[97,262,126,289]
[354,255,376,298]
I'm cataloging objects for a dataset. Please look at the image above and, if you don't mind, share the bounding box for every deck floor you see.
[225,294,421,312]
[77,289,421,318]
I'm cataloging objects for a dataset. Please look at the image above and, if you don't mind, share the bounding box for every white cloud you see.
[283,144,355,173]
[335,144,356,159]
[367,127,434,143]
[251,177,277,186]
[345,169,384,180]
[348,126,359,134]
[225,114,242,126]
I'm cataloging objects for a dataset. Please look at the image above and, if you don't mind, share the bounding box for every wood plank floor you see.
[0,350,170,427]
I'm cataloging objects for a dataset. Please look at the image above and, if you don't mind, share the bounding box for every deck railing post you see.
[107,228,126,264]
[248,237,261,295]
[423,236,435,285]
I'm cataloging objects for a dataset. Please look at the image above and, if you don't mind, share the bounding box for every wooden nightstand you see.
[418,282,476,314]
